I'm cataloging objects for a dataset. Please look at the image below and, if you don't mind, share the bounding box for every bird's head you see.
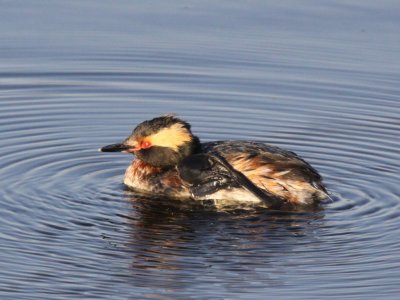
[100,115,200,169]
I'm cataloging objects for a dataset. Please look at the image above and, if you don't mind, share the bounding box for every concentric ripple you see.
[1,63,400,299]
[1,1,400,299]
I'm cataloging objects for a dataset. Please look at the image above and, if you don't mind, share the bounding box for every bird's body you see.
[101,115,328,207]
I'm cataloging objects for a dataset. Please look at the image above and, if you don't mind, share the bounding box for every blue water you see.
[1,1,400,299]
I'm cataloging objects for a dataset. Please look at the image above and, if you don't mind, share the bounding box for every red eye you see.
[141,141,151,149]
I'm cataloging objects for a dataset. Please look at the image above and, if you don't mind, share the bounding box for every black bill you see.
[99,143,131,152]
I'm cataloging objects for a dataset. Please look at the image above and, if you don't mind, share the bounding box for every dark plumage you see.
[132,116,191,139]
[178,153,284,208]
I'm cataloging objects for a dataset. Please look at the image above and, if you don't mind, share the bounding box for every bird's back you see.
[202,141,327,205]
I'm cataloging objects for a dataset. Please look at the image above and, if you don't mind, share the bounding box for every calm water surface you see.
[1,1,400,299]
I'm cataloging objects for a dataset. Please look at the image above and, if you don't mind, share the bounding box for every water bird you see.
[100,115,328,208]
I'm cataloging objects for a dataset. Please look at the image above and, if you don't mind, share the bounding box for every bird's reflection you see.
[120,189,325,290]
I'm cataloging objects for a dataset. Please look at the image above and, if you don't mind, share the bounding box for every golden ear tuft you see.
[149,123,192,151]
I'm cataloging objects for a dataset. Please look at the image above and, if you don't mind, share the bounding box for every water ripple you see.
[1,3,400,297]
